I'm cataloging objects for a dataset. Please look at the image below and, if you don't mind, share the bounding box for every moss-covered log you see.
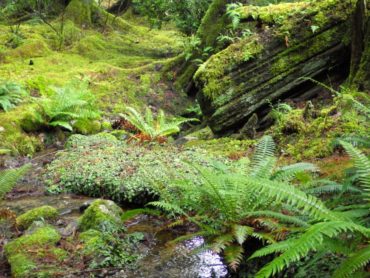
[174,0,228,94]
[195,0,355,134]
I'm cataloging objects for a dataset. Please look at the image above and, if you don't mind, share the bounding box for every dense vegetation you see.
[0,0,369,277]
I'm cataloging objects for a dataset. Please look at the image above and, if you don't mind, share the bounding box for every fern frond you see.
[224,245,244,270]
[333,245,370,278]
[305,180,362,195]
[339,140,370,201]
[273,163,318,182]
[233,224,254,245]
[255,221,369,278]
[250,239,295,260]
[147,201,184,215]
[211,234,235,253]
[241,177,339,221]
[250,136,276,176]
[244,211,309,227]
[121,208,160,222]
[0,164,31,199]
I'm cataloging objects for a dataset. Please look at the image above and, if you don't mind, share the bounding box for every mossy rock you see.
[74,120,102,135]
[4,225,62,278]
[16,206,58,230]
[79,199,123,231]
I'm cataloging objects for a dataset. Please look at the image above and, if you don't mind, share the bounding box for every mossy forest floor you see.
[0,12,192,155]
[0,2,369,278]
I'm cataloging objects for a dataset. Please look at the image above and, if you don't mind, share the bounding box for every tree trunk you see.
[65,0,94,26]
[107,0,131,14]
[351,0,370,91]
[174,0,228,95]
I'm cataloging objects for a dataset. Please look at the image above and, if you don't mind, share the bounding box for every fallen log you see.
[195,0,356,135]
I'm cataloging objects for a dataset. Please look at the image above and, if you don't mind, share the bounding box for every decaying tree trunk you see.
[194,0,358,135]
[107,0,131,14]
[174,0,228,95]
[351,0,370,91]
[65,0,95,26]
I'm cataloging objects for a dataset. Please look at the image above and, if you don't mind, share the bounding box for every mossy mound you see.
[79,199,123,231]
[4,225,65,278]
[45,134,226,205]
[16,206,58,230]
[0,106,42,155]
[0,9,191,156]
[267,96,369,160]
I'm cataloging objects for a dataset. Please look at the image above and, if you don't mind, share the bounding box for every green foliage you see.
[268,85,369,160]
[339,140,370,201]
[132,0,212,34]
[0,81,27,112]
[119,106,198,142]
[26,80,100,132]
[148,136,320,269]
[45,134,218,204]
[0,164,30,199]
[78,199,144,270]
[251,141,370,278]
[80,225,144,269]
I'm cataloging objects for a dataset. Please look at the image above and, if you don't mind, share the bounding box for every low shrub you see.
[45,134,221,205]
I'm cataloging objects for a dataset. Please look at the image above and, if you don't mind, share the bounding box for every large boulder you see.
[194,0,355,134]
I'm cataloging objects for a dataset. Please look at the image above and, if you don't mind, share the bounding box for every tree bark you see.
[174,0,228,95]
[107,0,131,14]
[194,0,354,134]
[351,0,370,91]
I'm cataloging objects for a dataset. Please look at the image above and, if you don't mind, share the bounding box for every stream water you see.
[1,192,228,277]
[0,146,230,277]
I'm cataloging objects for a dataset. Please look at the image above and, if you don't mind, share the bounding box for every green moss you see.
[5,39,51,60]
[268,94,368,160]
[65,0,93,26]
[196,0,228,48]
[237,2,309,25]
[4,225,67,278]
[185,137,255,157]
[74,120,102,135]
[0,10,189,156]
[79,199,123,231]
[194,36,263,100]
[0,106,42,155]
[6,254,36,278]
[5,226,61,257]
[16,206,58,230]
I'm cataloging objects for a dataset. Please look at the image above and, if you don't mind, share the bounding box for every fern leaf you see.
[241,177,339,221]
[255,221,369,278]
[250,136,276,176]
[121,208,160,222]
[244,211,309,227]
[333,245,370,278]
[250,239,295,260]
[273,163,318,182]
[233,224,254,245]
[211,234,235,253]
[224,245,244,270]
[339,141,370,201]
[0,164,31,199]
